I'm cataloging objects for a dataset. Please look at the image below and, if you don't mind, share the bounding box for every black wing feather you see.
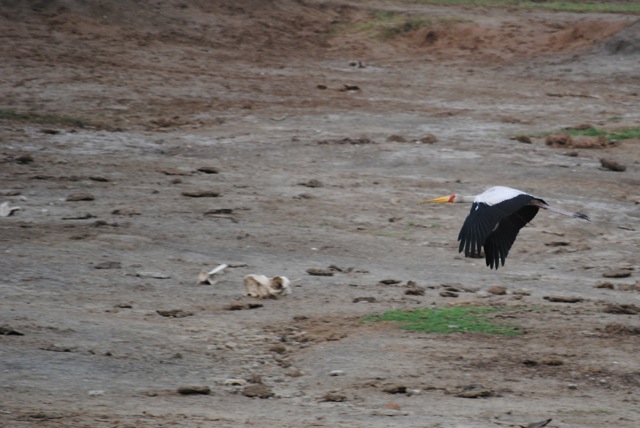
[484,204,540,269]
[458,195,540,269]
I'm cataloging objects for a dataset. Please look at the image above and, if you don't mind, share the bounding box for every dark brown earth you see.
[1,1,640,427]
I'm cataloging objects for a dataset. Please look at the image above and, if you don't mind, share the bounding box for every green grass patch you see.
[363,305,526,335]
[410,1,640,14]
[562,126,640,141]
[0,109,89,127]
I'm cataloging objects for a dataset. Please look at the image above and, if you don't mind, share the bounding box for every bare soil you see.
[1,1,640,427]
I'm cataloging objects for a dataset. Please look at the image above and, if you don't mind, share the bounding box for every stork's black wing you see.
[458,195,539,266]
[458,202,504,258]
[484,204,541,269]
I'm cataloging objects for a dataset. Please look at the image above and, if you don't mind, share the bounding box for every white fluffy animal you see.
[244,274,291,299]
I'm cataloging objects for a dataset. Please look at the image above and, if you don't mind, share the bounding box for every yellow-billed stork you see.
[423,186,590,269]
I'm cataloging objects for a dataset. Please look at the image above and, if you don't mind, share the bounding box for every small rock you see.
[455,385,495,399]
[88,390,105,396]
[353,296,377,303]
[269,344,287,354]
[543,296,583,303]
[204,208,234,215]
[545,133,572,147]
[225,303,263,311]
[177,385,211,395]
[595,281,615,289]
[223,379,247,386]
[512,135,532,144]
[306,268,334,276]
[419,134,438,144]
[378,279,402,285]
[487,286,507,295]
[329,370,345,376]
[111,207,141,216]
[0,325,24,335]
[298,179,323,188]
[386,134,407,143]
[197,166,220,174]
[156,309,194,318]
[599,158,626,172]
[89,176,110,182]
[321,391,347,402]
[181,190,221,198]
[603,304,640,315]
[158,168,192,176]
[602,268,632,278]
[242,383,274,399]
[383,385,407,394]
[94,261,122,269]
[66,193,95,202]
[440,291,458,298]
[14,154,34,164]
[136,271,171,279]
[382,402,402,411]
[567,383,578,390]
[603,323,640,335]
[405,286,425,296]
[617,283,640,292]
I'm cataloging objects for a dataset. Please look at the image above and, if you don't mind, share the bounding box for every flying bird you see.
[423,186,590,269]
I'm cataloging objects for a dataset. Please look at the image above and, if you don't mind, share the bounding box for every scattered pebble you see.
[298,179,323,188]
[543,296,583,303]
[14,154,34,164]
[66,193,95,202]
[269,344,287,354]
[242,383,274,399]
[94,261,122,269]
[223,379,247,386]
[177,385,211,395]
[419,134,438,144]
[454,385,495,398]
[225,303,264,311]
[386,134,406,143]
[197,166,220,174]
[383,385,407,394]
[595,281,615,289]
[156,309,194,318]
[405,286,425,296]
[603,323,640,335]
[158,168,192,176]
[320,391,346,402]
[511,135,532,144]
[440,291,458,298]
[88,390,105,397]
[599,158,626,172]
[136,271,171,279]
[353,296,377,303]
[602,268,632,278]
[181,190,221,198]
[111,207,141,216]
[603,304,640,315]
[306,268,334,276]
[378,279,402,285]
[0,325,24,336]
[487,286,507,295]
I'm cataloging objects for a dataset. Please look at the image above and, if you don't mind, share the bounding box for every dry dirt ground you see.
[1,1,640,427]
